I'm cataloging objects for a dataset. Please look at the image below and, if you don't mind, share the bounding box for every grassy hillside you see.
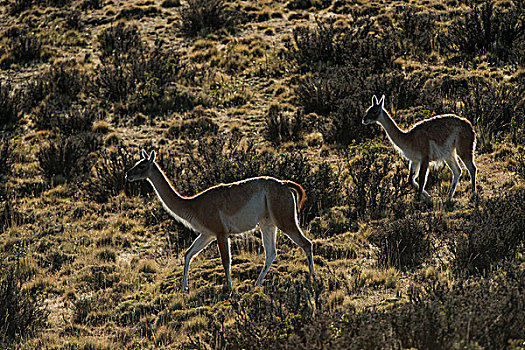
[1,0,524,348]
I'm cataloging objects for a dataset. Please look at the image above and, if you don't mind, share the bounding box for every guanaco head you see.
[125,149,157,182]
[362,95,386,125]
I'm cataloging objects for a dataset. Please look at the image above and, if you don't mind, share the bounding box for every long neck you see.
[147,164,191,221]
[378,110,409,150]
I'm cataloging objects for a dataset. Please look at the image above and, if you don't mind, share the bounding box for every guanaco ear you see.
[379,95,385,107]
[141,149,148,159]
[149,150,156,162]
[372,95,378,105]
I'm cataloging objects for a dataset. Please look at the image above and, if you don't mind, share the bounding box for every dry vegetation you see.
[1,0,524,348]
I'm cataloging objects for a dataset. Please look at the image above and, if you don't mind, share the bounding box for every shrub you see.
[93,36,193,116]
[55,106,101,137]
[346,146,412,221]
[264,104,303,146]
[287,19,400,74]
[453,80,524,153]
[73,296,93,324]
[369,213,433,270]
[1,32,43,67]
[165,115,219,139]
[0,83,20,130]
[450,188,525,276]
[286,0,332,10]
[0,137,11,181]
[97,23,143,63]
[287,20,344,71]
[395,7,437,58]
[24,62,83,123]
[37,136,91,185]
[443,1,525,64]
[85,147,149,203]
[0,264,47,345]
[193,278,321,349]
[256,271,525,350]
[178,0,244,37]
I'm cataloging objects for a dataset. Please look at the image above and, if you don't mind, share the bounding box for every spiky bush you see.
[85,147,150,203]
[346,146,412,221]
[37,136,91,185]
[450,188,525,276]
[443,1,525,65]
[287,20,344,71]
[178,0,244,37]
[0,83,20,130]
[264,105,304,146]
[0,264,47,345]
[97,22,143,62]
[288,19,400,74]
[93,30,194,116]
[370,213,433,270]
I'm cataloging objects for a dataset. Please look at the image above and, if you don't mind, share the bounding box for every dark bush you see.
[258,271,525,350]
[165,116,219,140]
[85,147,149,203]
[0,82,20,130]
[24,62,83,122]
[191,278,322,349]
[516,147,525,181]
[286,0,332,10]
[369,213,433,270]
[450,188,525,276]
[443,1,525,65]
[37,136,91,185]
[395,7,437,58]
[287,20,344,71]
[93,37,193,116]
[178,0,244,37]
[288,19,400,74]
[97,23,143,63]
[295,70,347,116]
[264,105,303,146]
[0,137,11,181]
[346,146,412,221]
[0,264,47,345]
[453,80,524,153]
[56,106,101,137]
[1,33,43,67]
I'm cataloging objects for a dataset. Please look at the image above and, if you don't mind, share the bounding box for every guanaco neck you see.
[378,110,410,151]
[148,164,191,220]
